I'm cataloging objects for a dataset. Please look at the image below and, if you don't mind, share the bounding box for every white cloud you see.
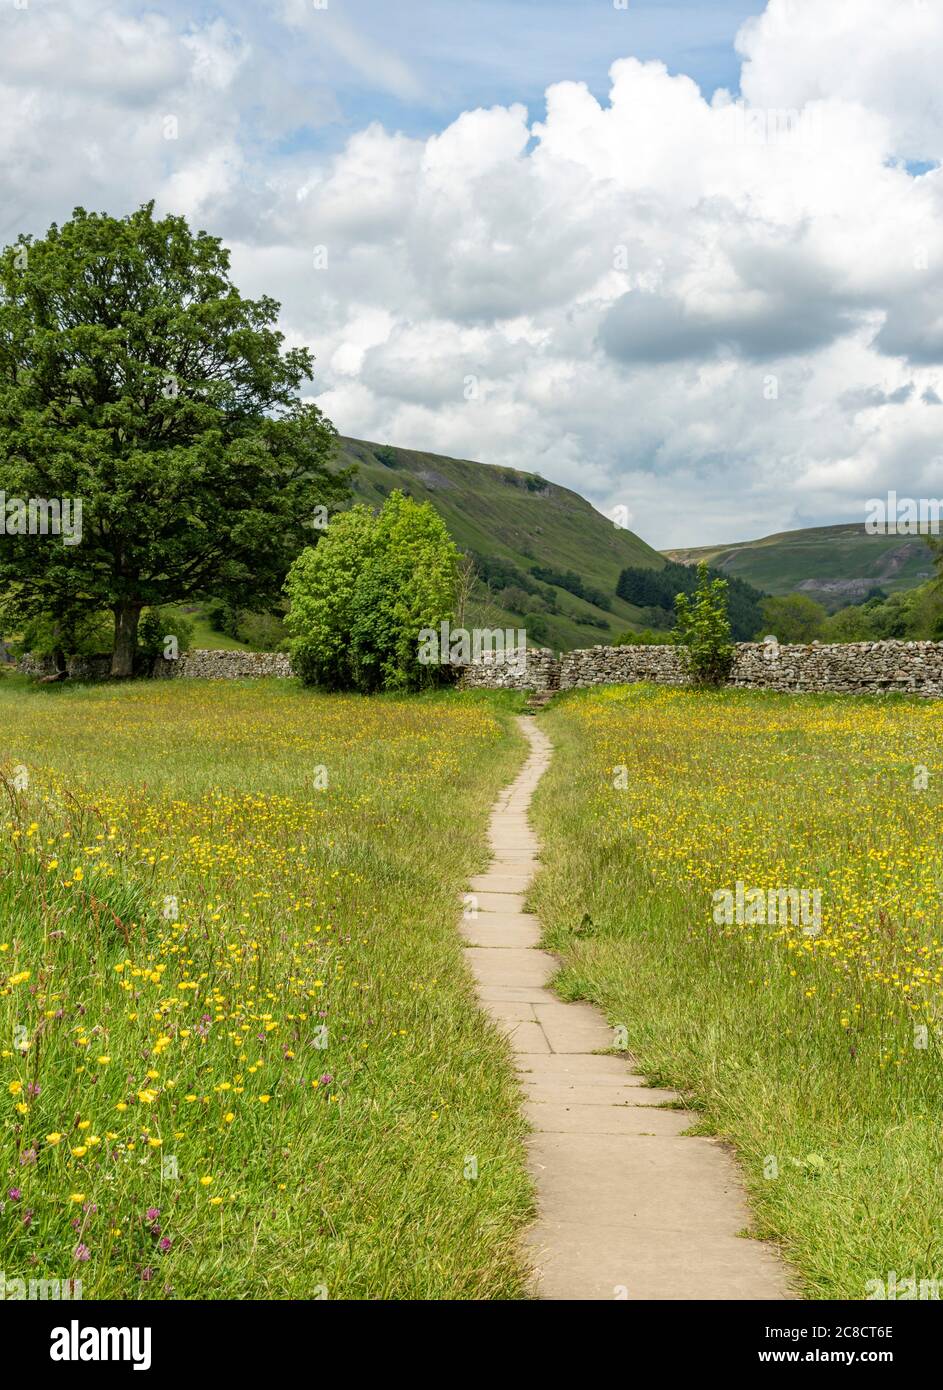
[737,0,943,162]
[5,0,943,545]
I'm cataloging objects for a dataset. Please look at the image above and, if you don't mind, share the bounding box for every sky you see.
[2,0,943,547]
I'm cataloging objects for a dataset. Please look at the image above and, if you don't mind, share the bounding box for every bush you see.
[137,607,194,666]
[204,600,287,651]
[521,611,550,644]
[285,491,459,692]
[821,583,943,643]
[674,563,735,687]
[238,611,287,651]
[499,585,535,616]
[758,594,827,644]
[204,599,242,641]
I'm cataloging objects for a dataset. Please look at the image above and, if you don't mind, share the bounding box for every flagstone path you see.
[461,716,793,1301]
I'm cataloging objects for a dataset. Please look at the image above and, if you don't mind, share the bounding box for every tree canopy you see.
[0,203,347,675]
[285,490,459,693]
[758,594,827,644]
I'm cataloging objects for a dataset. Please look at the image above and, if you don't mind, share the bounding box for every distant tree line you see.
[761,581,943,644]
[472,554,559,611]
[530,566,612,611]
[617,561,765,641]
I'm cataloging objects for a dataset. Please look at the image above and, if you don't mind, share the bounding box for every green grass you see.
[530,684,943,1300]
[176,610,251,651]
[0,679,534,1299]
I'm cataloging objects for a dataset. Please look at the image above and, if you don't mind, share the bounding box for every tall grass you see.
[1,679,532,1299]
[530,684,943,1299]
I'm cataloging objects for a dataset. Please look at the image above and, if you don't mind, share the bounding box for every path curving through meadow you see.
[462,715,793,1301]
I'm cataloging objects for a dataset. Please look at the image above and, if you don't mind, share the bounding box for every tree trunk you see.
[51,619,67,676]
[112,603,142,678]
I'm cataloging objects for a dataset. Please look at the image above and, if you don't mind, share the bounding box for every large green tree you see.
[0,203,347,675]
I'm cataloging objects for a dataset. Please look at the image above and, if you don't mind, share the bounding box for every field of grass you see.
[0,677,533,1299]
[174,609,251,652]
[530,685,943,1299]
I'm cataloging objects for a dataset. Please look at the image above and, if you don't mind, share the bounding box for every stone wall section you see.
[168,650,294,679]
[18,640,943,697]
[559,640,943,696]
[456,647,559,692]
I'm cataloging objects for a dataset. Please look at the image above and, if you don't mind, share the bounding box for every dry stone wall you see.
[457,647,559,692]
[18,653,112,680]
[166,650,294,679]
[560,644,685,688]
[730,640,943,696]
[18,650,295,680]
[559,640,943,697]
[18,640,943,697]
[457,639,943,697]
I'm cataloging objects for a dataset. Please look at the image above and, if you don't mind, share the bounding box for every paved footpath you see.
[461,716,793,1301]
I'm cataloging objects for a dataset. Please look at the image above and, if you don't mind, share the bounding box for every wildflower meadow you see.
[0,677,533,1299]
[530,684,943,1298]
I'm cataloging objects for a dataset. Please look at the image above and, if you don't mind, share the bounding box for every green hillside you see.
[335,437,665,649]
[664,524,937,611]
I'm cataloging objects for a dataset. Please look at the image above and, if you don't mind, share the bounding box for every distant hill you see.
[335,437,665,649]
[664,524,937,611]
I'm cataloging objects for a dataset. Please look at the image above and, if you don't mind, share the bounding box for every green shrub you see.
[674,562,735,686]
[758,594,827,643]
[16,610,113,662]
[238,611,287,651]
[138,607,194,665]
[204,598,242,640]
[285,491,459,692]
[204,600,286,651]
[522,611,551,644]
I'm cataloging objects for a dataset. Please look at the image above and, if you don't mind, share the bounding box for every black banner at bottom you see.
[1,1297,936,1374]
